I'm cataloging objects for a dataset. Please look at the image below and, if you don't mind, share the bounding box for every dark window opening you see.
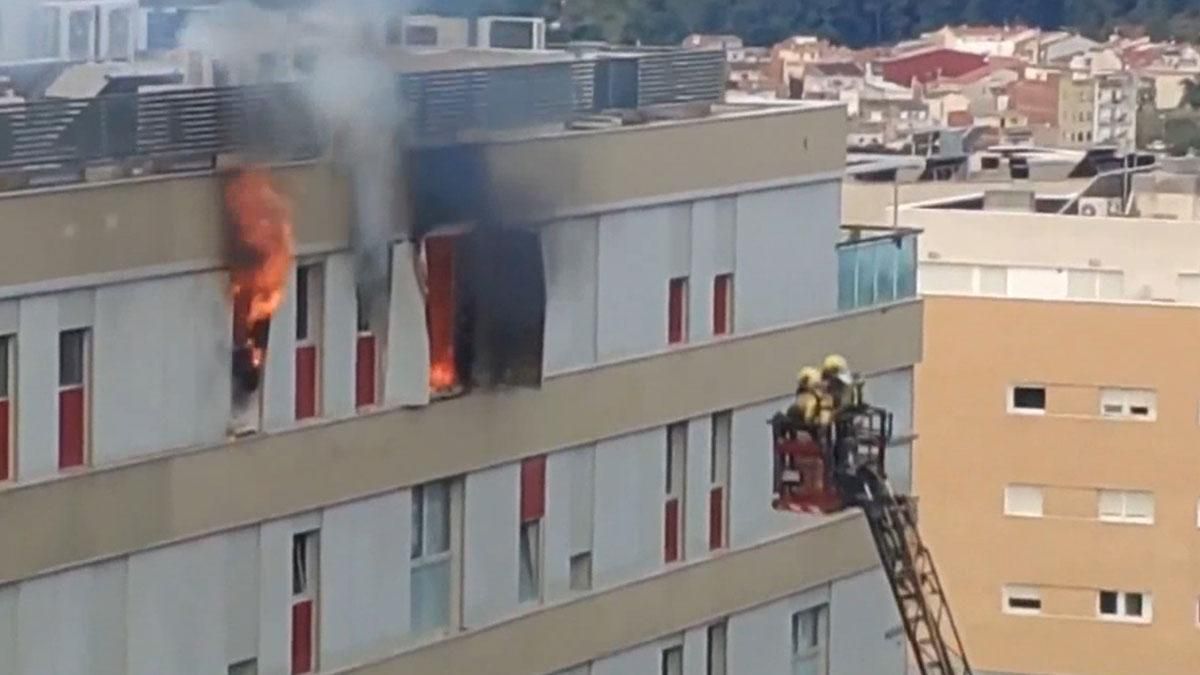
[424,227,546,395]
[1011,386,1045,411]
[982,156,1001,170]
[1008,597,1041,610]
[59,329,86,387]
[405,25,438,46]
[1099,590,1118,615]
[489,21,535,49]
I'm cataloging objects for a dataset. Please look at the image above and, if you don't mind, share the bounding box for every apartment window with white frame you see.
[1067,269,1123,300]
[1004,485,1044,518]
[706,621,727,675]
[661,643,684,675]
[411,480,452,635]
[791,604,829,675]
[1002,585,1042,615]
[1099,388,1156,420]
[1098,590,1151,622]
[1009,385,1046,414]
[1097,489,1154,524]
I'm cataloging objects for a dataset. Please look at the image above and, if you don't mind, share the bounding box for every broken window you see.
[422,226,546,396]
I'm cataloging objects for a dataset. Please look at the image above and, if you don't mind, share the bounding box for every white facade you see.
[0,169,904,674]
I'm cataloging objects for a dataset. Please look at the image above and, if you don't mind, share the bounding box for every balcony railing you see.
[837,228,918,311]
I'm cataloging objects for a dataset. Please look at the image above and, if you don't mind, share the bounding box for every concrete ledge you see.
[0,300,921,585]
[342,512,879,675]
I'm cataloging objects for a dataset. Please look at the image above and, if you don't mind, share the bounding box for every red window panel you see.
[668,277,688,345]
[0,399,9,482]
[426,235,458,392]
[520,455,547,522]
[295,344,318,420]
[713,274,732,336]
[58,387,85,469]
[355,333,377,409]
[664,497,681,563]
[708,486,725,551]
[290,598,314,675]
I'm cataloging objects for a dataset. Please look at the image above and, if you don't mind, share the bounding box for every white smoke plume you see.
[181,0,404,302]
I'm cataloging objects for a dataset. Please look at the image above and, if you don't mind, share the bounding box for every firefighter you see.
[791,366,822,427]
[820,354,853,412]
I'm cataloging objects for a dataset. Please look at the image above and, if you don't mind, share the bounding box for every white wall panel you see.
[545,445,595,601]
[16,559,127,675]
[596,205,682,361]
[127,534,226,675]
[1007,266,1068,299]
[683,625,708,675]
[92,271,229,465]
[261,262,298,432]
[830,568,905,675]
[684,417,711,560]
[592,427,663,588]
[319,490,410,670]
[865,368,914,495]
[734,182,839,332]
[320,252,357,418]
[224,527,261,665]
[463,463,520,627]
[591,639,660,675]
[542,217,598,375]
[729,398,813,548]
[688,198,736,343]
[0,584,15,675]
[16,295,59,480]
[0,298,18,333]
[385,242,430,406]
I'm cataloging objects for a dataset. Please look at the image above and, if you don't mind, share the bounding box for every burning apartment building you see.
[0,8,921,675]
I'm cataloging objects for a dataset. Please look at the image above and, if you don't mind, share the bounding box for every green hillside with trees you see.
[413,0,1200,47]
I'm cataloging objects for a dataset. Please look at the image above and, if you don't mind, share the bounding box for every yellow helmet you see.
[796,366,821,387]
[822,354,849,374]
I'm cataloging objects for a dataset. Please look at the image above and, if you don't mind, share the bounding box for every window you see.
[706,621,727,675]
[295,264,323,420]
[1009,385,1046,414]
[58,329,88,470]
[405,24,439,46]
[1098,590,1151,622]
[1067,270,1123,300]
[712,274,733,336]
[106,7,132,60]
[1098,489,1154,524]
[67,9,94,60]
[791,604,829,675]
[661,644,683,675]
[291,531,318,675]
[519,456,546,603]
[1099,388,1156,420]
[355,293,378,409]
[567,447,594,592]
[569,551,592,592]
[1004,485,1044,518]
[411,481,452,634]
[668,277,688,344]
[0,335,11,482]
[1002,585,1042,614]
[664,423,687,563]
[709,412,731,550]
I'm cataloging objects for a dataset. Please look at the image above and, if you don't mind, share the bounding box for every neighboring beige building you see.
[1058,73,1095,147]
[898,170,1200,675]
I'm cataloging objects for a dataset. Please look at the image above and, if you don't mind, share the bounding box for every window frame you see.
[790,604,829,674]
[1008,384,1047,415]
[1097,589,1152,623]
[1099,388,1156,421]
[1097,489,1155,525]
[410,481,454,635]
[1002,585,1043,615]
[1003,484,1044,518]
[518,519,543,604]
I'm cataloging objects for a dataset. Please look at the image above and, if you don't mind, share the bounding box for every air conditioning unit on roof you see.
[1078,196,1123,217]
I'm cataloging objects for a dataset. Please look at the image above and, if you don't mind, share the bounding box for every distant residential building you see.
[925,24,1041,61]
[1094,72,1151,148]
[681,33,743,51]
[768,35,850,96]
[1059,74,1096,147]
[1039,33,1100,64]
[877,47,987,87]
[801,61,865,102]
[1007,78,1059,126]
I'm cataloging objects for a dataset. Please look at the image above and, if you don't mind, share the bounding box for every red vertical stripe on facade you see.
[295,345,318,420]
[668,278,686,344]
[664,497,680,562]
[0,399,9,481]
[520,455,547,522]
[355,334,377,408]
[713,274,731,335]
[58,387,84,469]
[708,486,725,550]
[290,599,314,674]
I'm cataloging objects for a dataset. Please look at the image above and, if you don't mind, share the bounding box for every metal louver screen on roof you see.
[636,50,725,106]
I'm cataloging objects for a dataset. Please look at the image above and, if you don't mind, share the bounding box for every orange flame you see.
[226,167,295,379]
[425,235,459,393]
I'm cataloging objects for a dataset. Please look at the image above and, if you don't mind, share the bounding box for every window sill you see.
[1098,615,1152,625]
[1097,517,1154,526]
[1007,408,1046,416]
